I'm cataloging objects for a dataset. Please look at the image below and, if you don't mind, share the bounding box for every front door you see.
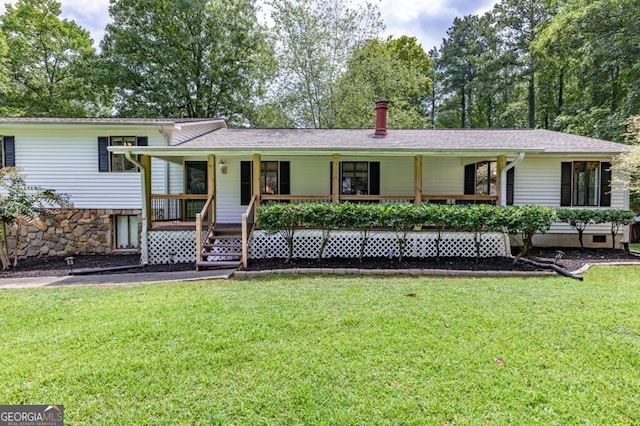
[185,161,207,220]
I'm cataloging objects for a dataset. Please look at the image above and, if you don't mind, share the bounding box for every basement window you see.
[114,215,139,249]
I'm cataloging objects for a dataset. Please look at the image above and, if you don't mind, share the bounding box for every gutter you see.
[500,152,525,206]
[125,151,149,265]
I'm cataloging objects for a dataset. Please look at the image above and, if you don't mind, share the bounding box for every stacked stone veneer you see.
[7,208,141,258]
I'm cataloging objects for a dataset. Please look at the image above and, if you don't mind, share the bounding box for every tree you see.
[333,36,432,129]
[0,167,69,269]
[0,0,103,117]
[534,0,640,141]
[267,0,383,128]
[493,0,557,128]
[614,116,640,205]
[437,15,488,128]
[100,0,273,122]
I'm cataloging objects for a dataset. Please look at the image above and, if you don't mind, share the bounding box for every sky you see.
[0,0,499,52]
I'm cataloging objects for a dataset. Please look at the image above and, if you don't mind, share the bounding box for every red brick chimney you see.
[374,100,388,137]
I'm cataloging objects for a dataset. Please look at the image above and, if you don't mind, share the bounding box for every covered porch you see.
[131,150,522,268]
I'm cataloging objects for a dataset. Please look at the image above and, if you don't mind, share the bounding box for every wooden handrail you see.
[339,195,415,201]
[241,194,258,269]
[151,194,208,200]
[195,192,216,268]
[422,194,499,201]
[262,195,332,201]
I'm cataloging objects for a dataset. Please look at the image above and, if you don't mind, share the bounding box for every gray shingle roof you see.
[176,128,629,154]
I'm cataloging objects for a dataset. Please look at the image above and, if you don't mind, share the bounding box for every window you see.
[561,161,611,207]
[464,161,514,205]
[114,215,139,249]
[261,161,279,194]
[2,136,15,167]
[240,161,290,205]
[341,162,369,195]
[333,161,380,196]
[98,136,148,172]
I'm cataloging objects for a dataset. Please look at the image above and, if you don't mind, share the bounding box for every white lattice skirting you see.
[249,230,509,259]
[148,230,510,264]
[148,231,201,264]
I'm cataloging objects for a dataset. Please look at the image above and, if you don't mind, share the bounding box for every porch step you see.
[196,231,243,271]
[201,251,242,258]
[196,260,242,269]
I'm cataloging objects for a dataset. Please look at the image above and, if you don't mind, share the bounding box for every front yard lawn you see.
[1,267,640,424]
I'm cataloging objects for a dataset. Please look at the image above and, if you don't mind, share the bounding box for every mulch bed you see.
[1,248,638,279]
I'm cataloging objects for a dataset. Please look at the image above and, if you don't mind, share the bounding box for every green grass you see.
[630,242,640,253]
[2,268,640,424]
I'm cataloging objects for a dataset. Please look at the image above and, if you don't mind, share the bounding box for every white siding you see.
[13,126,166,209]
[423,156,464,195]
[515,156,626,234]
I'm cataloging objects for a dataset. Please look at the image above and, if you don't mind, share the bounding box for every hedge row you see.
[257,202,636,261]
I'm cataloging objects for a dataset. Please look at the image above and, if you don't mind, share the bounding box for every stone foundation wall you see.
[6,209,141,259]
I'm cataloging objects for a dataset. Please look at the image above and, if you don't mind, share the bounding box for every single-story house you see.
[0,102,632,269]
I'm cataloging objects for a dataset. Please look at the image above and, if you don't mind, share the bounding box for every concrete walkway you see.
[0,269,236,289]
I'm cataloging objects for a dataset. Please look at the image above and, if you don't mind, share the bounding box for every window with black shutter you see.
[98,136,146,172]
[561,161,611,207]
[241,160,290,205]
[339,161,380,195]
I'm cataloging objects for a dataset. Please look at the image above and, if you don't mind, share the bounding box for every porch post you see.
[496,155,507,206]
[141,155,152,230]
[332,154,340,203]
[414,155,423,205]
[253,153,261,209]
[208,154,216,226]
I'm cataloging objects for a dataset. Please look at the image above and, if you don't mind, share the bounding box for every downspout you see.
[125,151,149,265]
[500,152,525,207]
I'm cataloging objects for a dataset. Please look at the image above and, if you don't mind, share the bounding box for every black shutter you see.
[599,161,612,207]
[506,167,515,206]
[369,161,380,195]
[560,162,572,206]
[240,161,252,205]
[98,136,109,172]
[330,162,335,195]
[279,161,290,195]
[464,163,476,195]
[3,136,15,167]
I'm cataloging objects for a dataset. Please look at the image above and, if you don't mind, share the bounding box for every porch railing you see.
[241,195,258,268]
[259,194,498,205]
[195,193,215,266]
[151,194,208,223]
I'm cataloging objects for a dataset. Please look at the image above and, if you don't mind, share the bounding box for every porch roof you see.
[109,127,630,156]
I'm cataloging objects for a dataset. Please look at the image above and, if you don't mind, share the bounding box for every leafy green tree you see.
[334,36,432,129]
[101,0,273,122]
[493,0,557,128]
[0,0,103,116]
[267,0,383,128]
[534,0,640,141]
[613,116,640,207]
[437,15,488,128]
[0,167,69,269]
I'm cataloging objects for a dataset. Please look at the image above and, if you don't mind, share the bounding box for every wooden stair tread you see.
[196,260,242,269]
[202,251,242,257]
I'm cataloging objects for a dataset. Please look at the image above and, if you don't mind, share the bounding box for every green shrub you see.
[499,206,557,256]
[594,209,636,249]
[556,209,598,249]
